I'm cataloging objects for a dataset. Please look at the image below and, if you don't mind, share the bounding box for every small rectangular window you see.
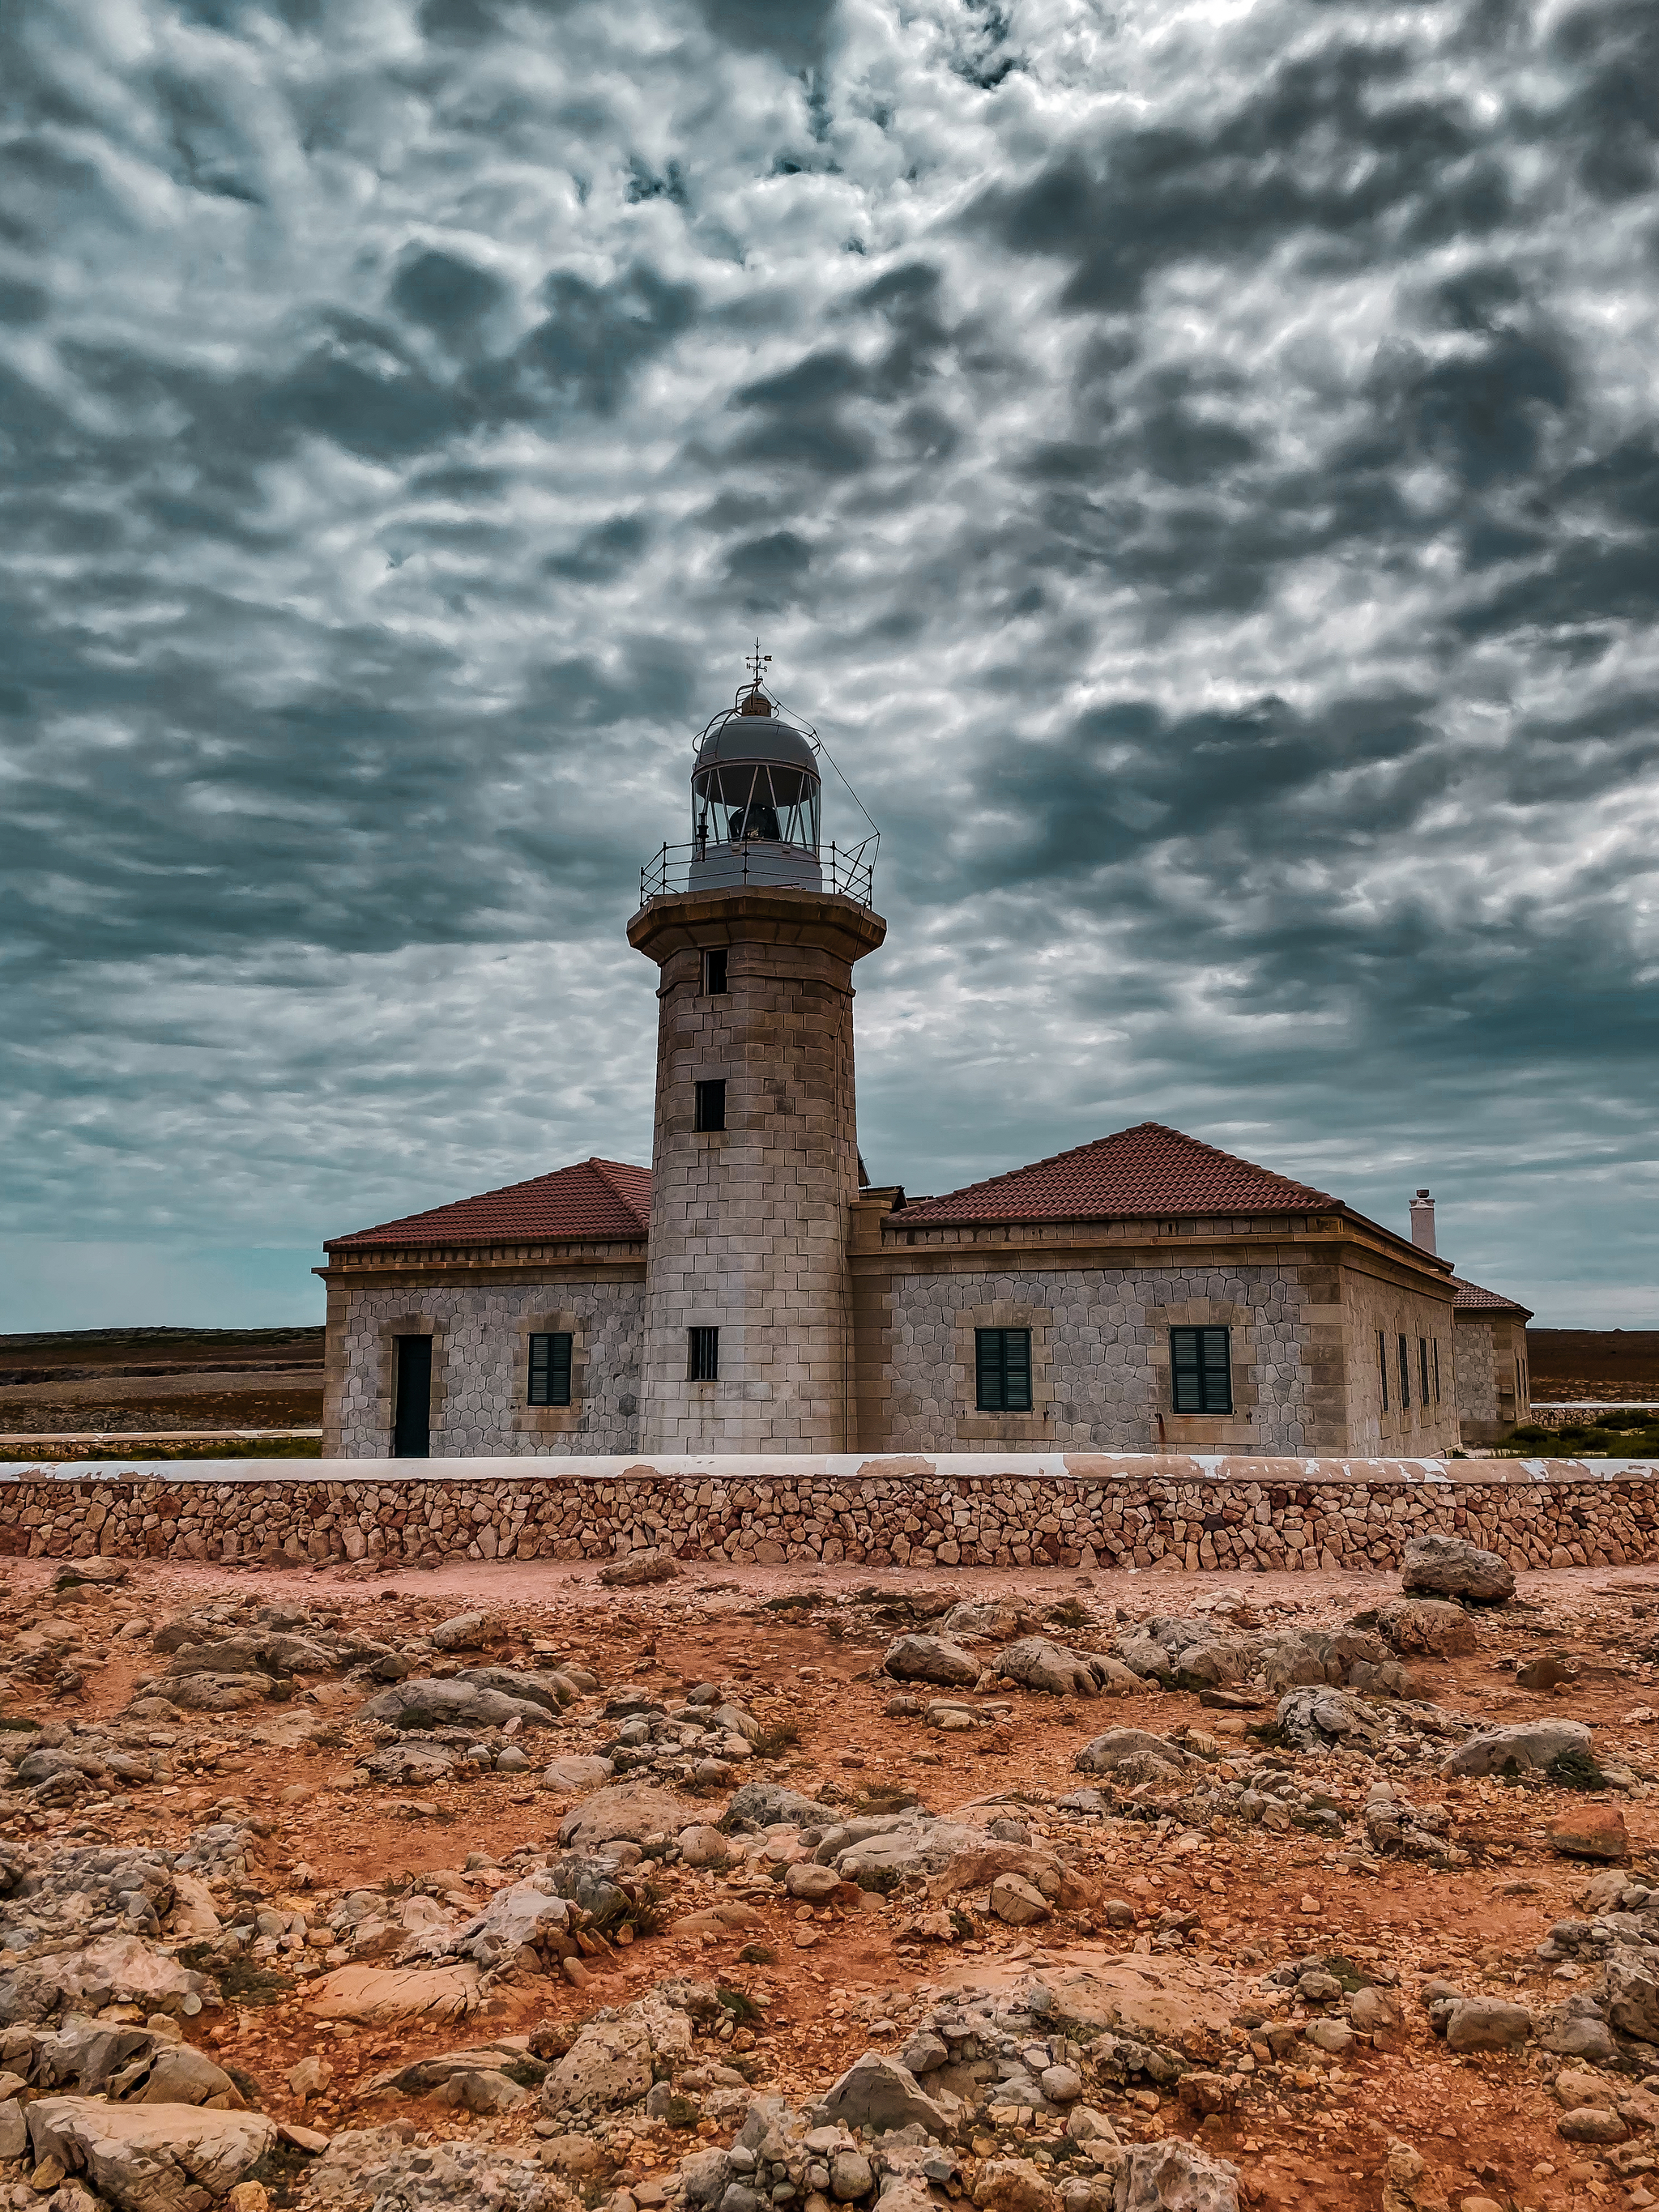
[702,948,728,995]
[1398,1333,1411,1409]
[693,1078,726,1132]
[1171,1326,1232,1415]
[975,1328,1032,1413]
[1433,1340,1441,1402]
[528,1332,573,1407]
[1379,1329,1389,1413]
[1419,1337,1431,1404]
[689,1326,719,1382]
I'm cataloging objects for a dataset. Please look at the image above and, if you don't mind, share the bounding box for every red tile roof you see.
[1449,1274,1533,1317]
[326,1157,650,1251]
[893,1122,1339,1226]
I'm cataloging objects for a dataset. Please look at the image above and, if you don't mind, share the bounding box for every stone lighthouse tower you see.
[628,654,885,1452]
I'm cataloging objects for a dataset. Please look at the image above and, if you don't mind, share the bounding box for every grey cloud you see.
[1,0,1656,1325]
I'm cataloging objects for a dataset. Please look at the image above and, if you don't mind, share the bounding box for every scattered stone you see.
[881,1635,980,1688]
[1548,1805,1628,1861]
[1444,1999,1532,2053]
[820,2052,951,2136]
[1401,1535,1516,1605]
[1371,1599,1479,1657]
[26,2096,275,2212]
[1113,2139,1239,2211]
[599,1551,680,1588]
[1442,1721,1594,1779]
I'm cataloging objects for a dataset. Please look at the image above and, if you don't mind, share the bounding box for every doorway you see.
[392,1335,433,1458]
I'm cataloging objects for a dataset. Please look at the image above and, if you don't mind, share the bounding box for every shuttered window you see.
[1171,1327,1231,1415]
[975,1328,1032,1413]
[528,1332,573,1406]
[1379,1328,1388,1412]
[1399,1333,1411,1409]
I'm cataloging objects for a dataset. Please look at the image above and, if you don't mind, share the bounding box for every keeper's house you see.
[318,667,1530,1460]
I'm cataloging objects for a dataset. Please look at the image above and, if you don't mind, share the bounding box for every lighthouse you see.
[627,652,885,1451]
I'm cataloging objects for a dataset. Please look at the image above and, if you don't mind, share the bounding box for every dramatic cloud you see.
[2,0,1656,1328]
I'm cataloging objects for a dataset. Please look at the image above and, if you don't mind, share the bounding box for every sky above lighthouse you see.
[2,0,1657,1330]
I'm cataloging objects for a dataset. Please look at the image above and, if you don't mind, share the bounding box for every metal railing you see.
[638,834,877,909]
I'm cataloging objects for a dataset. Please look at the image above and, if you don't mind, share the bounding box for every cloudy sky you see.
[3,0,1657,1334]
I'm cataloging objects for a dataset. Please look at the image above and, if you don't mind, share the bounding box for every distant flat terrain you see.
[0,1324,323,1434]
[1527,1327,1659,1403]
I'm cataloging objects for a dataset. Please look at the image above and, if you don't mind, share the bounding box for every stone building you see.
[319,666,1527,1460]
[1401,1188,1534,1446]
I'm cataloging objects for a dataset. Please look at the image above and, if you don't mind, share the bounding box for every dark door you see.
[392,1335,432,1458]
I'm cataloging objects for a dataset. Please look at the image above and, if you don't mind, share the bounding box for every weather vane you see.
[744,638,771,689]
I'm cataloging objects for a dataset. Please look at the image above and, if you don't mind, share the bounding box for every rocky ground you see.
[6,1545,1659,2212]
[0,1331,323,1438]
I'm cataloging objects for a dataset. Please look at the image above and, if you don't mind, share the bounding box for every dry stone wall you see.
[2,1453,1657,1575]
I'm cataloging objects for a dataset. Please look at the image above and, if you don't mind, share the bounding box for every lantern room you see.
[688,676,822,893]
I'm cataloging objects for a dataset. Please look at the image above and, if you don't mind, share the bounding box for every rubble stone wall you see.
[2,1454,1657,1574]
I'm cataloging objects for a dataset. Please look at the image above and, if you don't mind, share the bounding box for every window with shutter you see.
[1171,1327,1232,1414]
[975,1328,1032,1413]
[528,1332,573,1407]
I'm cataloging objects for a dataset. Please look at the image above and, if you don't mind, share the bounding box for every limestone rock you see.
[599,1550,680,1588]
[990,1874,1052,1926]
[1029,1961,1232,2066]
[1441,1721,1593,1779]
[1547,1805,1628,1861]
[1111,2139,1238,2211]
[356,1678,557,1732]
[882,1635,980,1688]
[1276,1686,1390,1754]
[820,2052,951,2136]
[542,1755,616,1795]
[973,2159,1060,2212]
[360,2039,544,2099]
[942,1600,1041,1642]
[723,1783,839,1831]
[52,1936,213,2019]
[26,2096,275,2212]
[1401,1535,1515,1605]
[1073,1730,1194,1784]
[540,2018,655,2112]
[992,1639,1116,1698]
[559,1784,700,1851]
[430,1612,492,1651]
[164,1675,275,1714]
[1557,2106,1627,2143]
[1371,1600,1478,1658]
[305,1962,482,2024]
[1444,1999,1531,2053]
[1380,2138,1450,2212]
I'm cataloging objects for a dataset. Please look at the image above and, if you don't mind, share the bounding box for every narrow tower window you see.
[701,948,727,995]
[528,1332,573,1407]
[693,1078,726,1132]
[688,1327,719,1382]
[976,1328,1032,1413]
[1398,1333,1411,1409]
[1378,1329,1389,1413]
[1171,1327,1231,1414]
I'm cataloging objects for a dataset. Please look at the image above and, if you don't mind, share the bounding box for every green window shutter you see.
[1004,1330,1032,1412]
[529,1332,573,1407]
[1171,1328,1231,1414]
[976,1329,1004,1412]
[1200,1328,1231,1413]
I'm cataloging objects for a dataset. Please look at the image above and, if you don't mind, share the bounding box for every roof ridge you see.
[586,1155,652,1230]
[906,1119,1337,1218]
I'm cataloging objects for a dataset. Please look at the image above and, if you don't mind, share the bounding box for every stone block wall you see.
[633,897,877,1455]
[331,1280,646,1456]
[6,1453,1655,1575]
[1339,1258,1459,1457]
[870,1266,1319,1453]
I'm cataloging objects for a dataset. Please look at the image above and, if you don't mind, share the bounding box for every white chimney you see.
[1410,1188,1436,1255]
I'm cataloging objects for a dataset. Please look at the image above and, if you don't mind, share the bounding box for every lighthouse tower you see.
[628,653,885,1452]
